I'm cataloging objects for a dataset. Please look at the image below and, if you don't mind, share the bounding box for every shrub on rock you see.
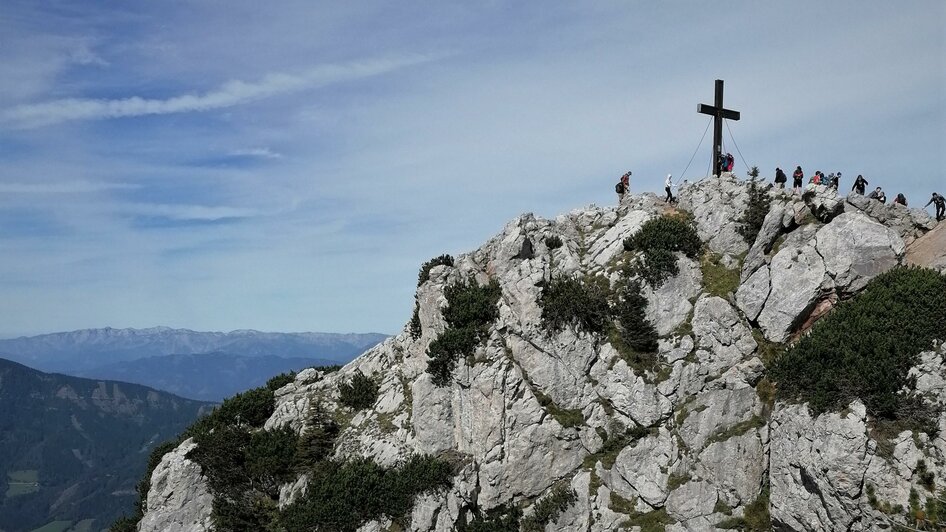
[539,275,611,334]
[426,276,502,386]
[418,254,454,286]
[737,177,772,245]
[771,266,946,429]
[338,370,379,410]
[623,215,702,287]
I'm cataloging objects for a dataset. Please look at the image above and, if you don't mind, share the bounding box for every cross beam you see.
[698,79,740,178]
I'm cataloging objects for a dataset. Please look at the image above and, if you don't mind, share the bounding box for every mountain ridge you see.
[0,327,387,374]
[72,352,343,402]
[133,176,946,532]
[0,356,213,532]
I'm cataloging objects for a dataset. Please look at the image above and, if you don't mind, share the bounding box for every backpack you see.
[615,182,625,194]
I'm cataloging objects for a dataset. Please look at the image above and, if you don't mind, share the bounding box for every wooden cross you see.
[698,79,740,178]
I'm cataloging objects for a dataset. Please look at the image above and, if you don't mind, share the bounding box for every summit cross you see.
[698,79,740,178]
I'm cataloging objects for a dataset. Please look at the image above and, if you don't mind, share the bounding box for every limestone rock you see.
[611,427,677,506]
[135,190,946,532]
[755,230,827,342]
[678,175,750,257]
[906,223,946,273]
[665,479,718,522]
[691,296,757,376]
[846,192,937,242]
[802,185,845,222]
[139,438,213,532]
[769,401,874,531]
[815,212,904,293]
[735,264,770,322]
[741,200,791,281]
[644,256,702,336]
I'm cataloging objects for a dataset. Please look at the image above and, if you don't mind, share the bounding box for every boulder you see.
[678,175,750,257]
[755,229,827,342]
[139,438,214,532]
[769,401,875,531]
[802,185,845,222]
[847,192,937,242]
[815,212,904,293]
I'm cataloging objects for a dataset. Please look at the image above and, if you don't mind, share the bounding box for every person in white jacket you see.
[665,174,677,203]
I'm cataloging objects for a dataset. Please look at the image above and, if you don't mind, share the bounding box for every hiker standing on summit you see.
[665,174,677,203]
[925,192,945,221]
[616,171,631,203]
[792,166,804,194]
[774,167,787,189]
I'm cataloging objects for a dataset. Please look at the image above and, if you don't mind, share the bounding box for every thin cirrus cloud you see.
[228,148,283,159]
[0,181,140,194]
[1,54,439,129]
[119,203,262,222]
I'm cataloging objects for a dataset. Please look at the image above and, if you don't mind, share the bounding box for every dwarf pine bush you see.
[539,275,612,334]
[623,215,702,287]
[418,254,454,286]
[771,267,946,428]
[737,177,771,246]
[615,281,658,354]
[338,369,380,410]
[426,276,502,386]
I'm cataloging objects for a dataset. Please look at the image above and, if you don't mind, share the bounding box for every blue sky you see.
[0,1,944,337]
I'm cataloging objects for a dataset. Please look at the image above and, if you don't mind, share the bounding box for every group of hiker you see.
[770,165,944,221]
[616,167,945,222]
[615,171,678,204]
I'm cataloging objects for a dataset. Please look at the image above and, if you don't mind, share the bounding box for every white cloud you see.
[70,44,109,67]
[0,181,139,194]
[2,54,438,128]
[121,203,261,221]
[228,147,282,159]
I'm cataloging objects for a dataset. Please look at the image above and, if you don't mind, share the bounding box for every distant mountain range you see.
[0,357,212,532]
[73,352,342,402]
[0,327,387,373]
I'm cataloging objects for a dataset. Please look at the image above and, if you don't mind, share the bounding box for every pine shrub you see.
[338,370,379,410]
[426,276,502,386]
[615,282,658,354]
[410,300,422,339]
[461,506,523,532]
[737,177,772,246]
[545,235,563,250]
[771,267,946,428]
[294,403,340,468]
[623,215,702,287]
[539,275,612,334]
[277,455,453,531]
[521,485,577,531]
[418,254,454,286]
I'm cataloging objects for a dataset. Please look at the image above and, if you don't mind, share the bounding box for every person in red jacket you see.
[792,166,804,194]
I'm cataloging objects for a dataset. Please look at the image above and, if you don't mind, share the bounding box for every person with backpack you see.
[894,193,908,206]
[774,167,787,189]
[665,174,677,203]
[726,153,735,172]
[867,187,886,203]
[925,192,945,221]
[616,171,631,203]
[852,175,868,195]
[792,166,804,193]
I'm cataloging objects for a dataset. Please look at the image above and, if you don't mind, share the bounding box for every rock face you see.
[678,174,750,258]
[738,202,907,342]
[846,192,937,243]
[139,178,946,532]
[139,438,213,532]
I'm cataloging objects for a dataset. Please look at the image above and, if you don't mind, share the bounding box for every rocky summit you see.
[135,175,946,531]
